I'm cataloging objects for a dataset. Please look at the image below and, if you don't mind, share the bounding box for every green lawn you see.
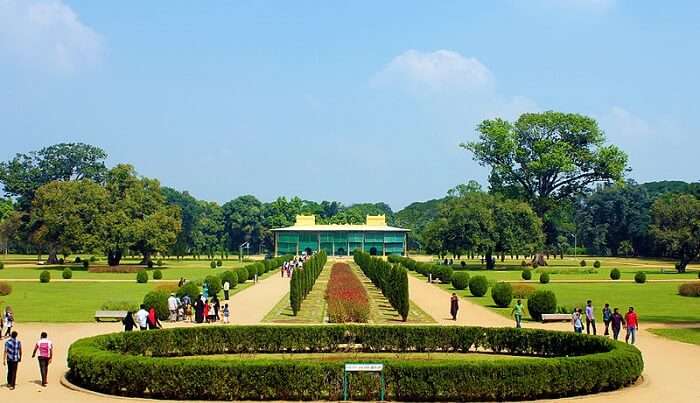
[648,328,700,346]
[411,271,700,324]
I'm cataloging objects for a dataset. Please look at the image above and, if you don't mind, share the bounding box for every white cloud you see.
[0,0,102,72]
[372,49,493,92]
[605,106,653,138]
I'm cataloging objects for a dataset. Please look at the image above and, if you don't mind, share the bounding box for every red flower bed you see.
[326,262,370,323]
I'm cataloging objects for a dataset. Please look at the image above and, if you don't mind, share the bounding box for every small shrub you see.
[678,282,700,297]
[532,263,539,269]
[82,260,89,269]
[152,269,163,280]
[147,260,154,269]
[143,290,169,321]
[491,282,513,308]
[236,267,248,284]
[634,271,646,284]
[610,268,621,280]
[435,265,453,283]
[89,256,98,262]
[101,301,138,312]
[204,275,222,296]
[521,260,528,267]
[527,290,557,321]
[39,270,51,283]
[521,269,532,280]
[176,282,200,299]
[248,265,258,280]
[460,261,466,268]
[62,267,73,279]
[255,262,265,276]
[156,259,163,267]
[511,284,536,299]
[593,260,601,269]
[451,272,470,290]
[468,275,488,297]
[210,261,217,269]
[74,256,82,263]
[136,270,148,283]
[539,272,550,284]
[220,271,238,289]
[580,260,587,267]
[0,281,12,296]
[216,259,223,267]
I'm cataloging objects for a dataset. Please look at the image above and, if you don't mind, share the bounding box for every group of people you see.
[281,255,306,278]
[571,301,640,344]
[2,330,54,390]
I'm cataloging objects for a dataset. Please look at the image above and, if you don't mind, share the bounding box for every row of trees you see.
[290,251,327,315]
[353,251,409,321]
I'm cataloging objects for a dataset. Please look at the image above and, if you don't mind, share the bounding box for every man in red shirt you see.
[624,307,639,345]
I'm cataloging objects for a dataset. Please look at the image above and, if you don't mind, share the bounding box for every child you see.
[3,306,14,338]
[185,303,193,323]
[223,304,230,324]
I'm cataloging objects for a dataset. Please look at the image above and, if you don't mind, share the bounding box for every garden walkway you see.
[408,276,700,403]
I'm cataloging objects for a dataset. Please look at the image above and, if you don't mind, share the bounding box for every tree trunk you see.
[532,253,548,266]
[676,258,688,273]
[140,251,152,265]
[108,250,122,266]
[47,248,59,264]
[485,252,495,270]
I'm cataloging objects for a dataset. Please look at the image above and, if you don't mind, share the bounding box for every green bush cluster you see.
[204,275,222,296]
[89,256,98,262]
[142,290,169,320]
[216,259,223,267]
[634,271,646,284]
[136,270,148,283]
[539,272,550,284]
[152,269,163,280]
[354,251,409,321]
[610,268,621,280]
[62,267,73,279]
[491,282,513,307]
[593,260,601,268]
[468,275,488,297]
[74,256,82,263]
[176,282,200,299]
[521,269,532,280]
[290,251,327,316]
[39,270,51,283]
[527,290,557,321]
[209,261,217,269]
[235,267,248,284]
[156,259,163,267]
[451,272,470,290]
[219,271,238,289]
[580,259,587,267]
[67,325,643,402]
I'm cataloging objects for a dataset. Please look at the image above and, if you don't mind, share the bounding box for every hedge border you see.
[68,325,642,401]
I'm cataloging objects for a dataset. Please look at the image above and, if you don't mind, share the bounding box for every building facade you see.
[272,215,409,257]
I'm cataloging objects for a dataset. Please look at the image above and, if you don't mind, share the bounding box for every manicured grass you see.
[648,328,700,346]
[263,264,331,323]
[411,271,700,323]
[179,352,538,362]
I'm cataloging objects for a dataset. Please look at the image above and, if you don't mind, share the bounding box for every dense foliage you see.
[468,275,488,297]
[67,325,643,401]
[326,263,369,323]
[136,270,148,283]
[521,269,532,280]
[491,282,513,308]
[39,270,50,283]
[610,268,621,280]
[539,272,550,284]
[451,272,470,290]
[290,251,327,315]
[62,267,73,279]
[678,282,700,297]
[142,290,169,320]
[634,272,647,284]
[354,251,409,321]
[527,290,557,321]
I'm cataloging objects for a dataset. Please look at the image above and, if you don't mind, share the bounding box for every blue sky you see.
[1,0,698,209]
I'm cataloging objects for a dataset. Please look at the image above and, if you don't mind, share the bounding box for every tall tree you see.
[463,111,628,246]
[223,195,265,253]
[649,194,700,272]
[162,187,200,258]
[193,201,224,259]
[30,180,108,263]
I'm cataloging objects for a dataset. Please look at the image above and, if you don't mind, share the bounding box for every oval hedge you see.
[67,325,643,401]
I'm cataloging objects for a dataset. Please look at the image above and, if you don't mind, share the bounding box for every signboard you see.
[343,363,385,400]
[344,363,383,372]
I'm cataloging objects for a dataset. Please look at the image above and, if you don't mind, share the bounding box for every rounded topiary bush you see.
[634,271,647,284]
[237,267,248,284]
[39,270,51,283]
[156,259,163,267]
[216,259,223,267]
[62,267,73,279]
[593,260,601,269]
[210,261,217,269]
[678,282,700,297]
[468,275,489,297]
[610,268,621,280]
[152,269,163,280]
[521,269,532,280]
[532,263,539,269]
[204,275,222,296]
[491,282,513,308]
[176,282,200,299]
[580,259,587,267]
[256,262,265,276]
[539,272,550,284]
[521,260,528,267]
[0,281,12,296]
[136,270,148,283]
[89,255,98,262]
[220,271,238,289]
[248,265,258,280]
[451,272,470,290]
[82,260,89,269]
[143,290,169,321]
[527,290,557,321]
[74,256,82,264]
[436,265,453,283]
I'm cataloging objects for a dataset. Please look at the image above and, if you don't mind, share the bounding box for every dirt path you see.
[408,276,700,403]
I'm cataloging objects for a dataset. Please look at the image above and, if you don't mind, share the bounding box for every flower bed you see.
[326,262,369,323]
[67,325,643,401]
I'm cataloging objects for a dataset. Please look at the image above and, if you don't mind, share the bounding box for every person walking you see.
[31,332,52,387]
[572,308,583,334]
[223,280,230,301]
[167,293,178,321]
[122,311,136,332]
[511,299,524,328]
[602,303,612,336]
[147,307,161,329]
[585,300,597,335]
[450,293,459,321]
[3,330,22,390]
[611,308,625,341]
[625,307,639,345]
[3,306,14,338]
[135,304,149,331]
[222,303,230,324]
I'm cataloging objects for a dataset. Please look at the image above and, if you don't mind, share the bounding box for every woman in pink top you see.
[31,331,53,386]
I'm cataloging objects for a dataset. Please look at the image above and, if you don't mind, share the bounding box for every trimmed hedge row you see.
[67,325,643,401]
[355,251,409,321]
[290,251,327,315]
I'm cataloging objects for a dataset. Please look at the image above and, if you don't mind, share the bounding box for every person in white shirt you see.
[167,294,178,321]
[223,280,230,300]
[135,305,149,330]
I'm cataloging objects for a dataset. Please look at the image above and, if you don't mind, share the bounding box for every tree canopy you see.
[649,194,700,272]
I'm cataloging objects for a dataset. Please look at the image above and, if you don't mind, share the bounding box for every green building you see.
[272,215,409,257]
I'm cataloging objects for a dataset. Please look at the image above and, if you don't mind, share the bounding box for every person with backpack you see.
[611,308,625,341]
[3,330,22,390]
[602,303,612,336]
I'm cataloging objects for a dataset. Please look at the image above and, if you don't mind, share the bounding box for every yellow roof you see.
[272,214,408,232]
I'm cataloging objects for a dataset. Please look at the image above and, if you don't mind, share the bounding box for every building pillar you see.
[274,232,278,257]
[404,233,408,257]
